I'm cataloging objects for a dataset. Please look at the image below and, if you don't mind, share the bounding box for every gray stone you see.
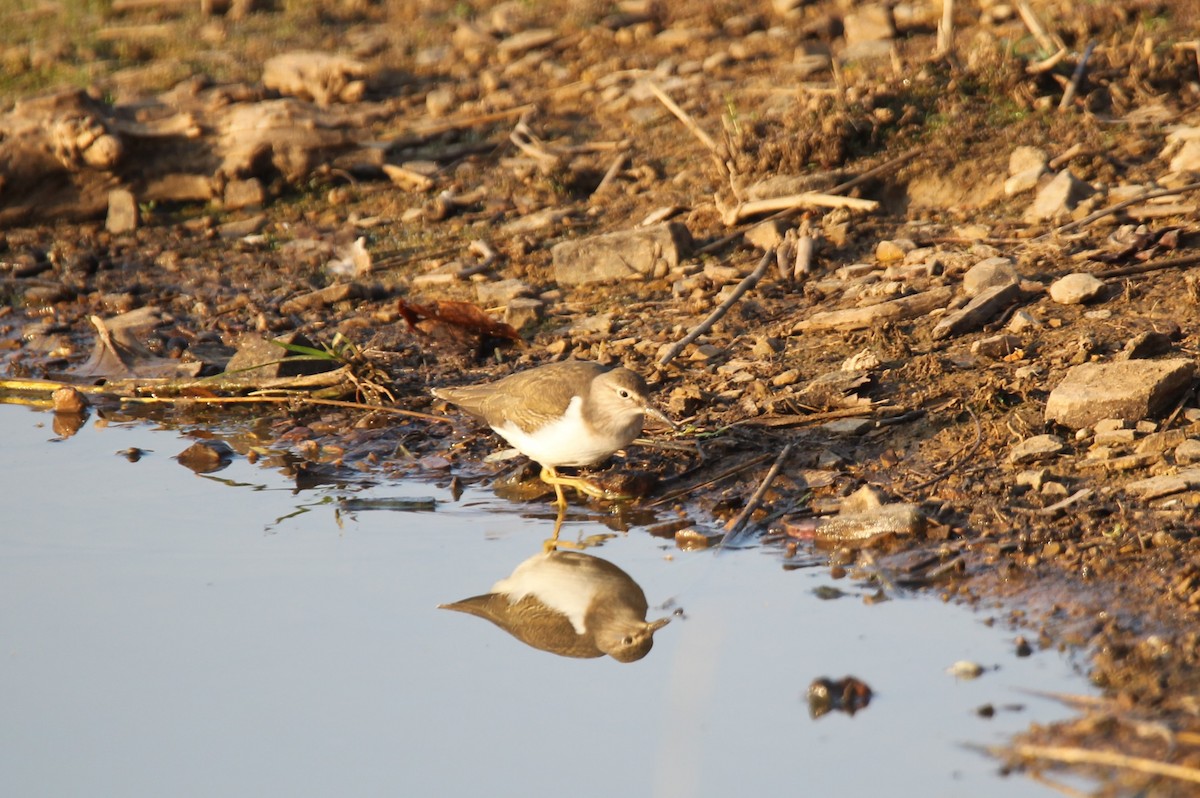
[821,418,874,436]
[224,331,334,379]
[932,281,1022,340]
[503,296,544,329]
[1044,358,1196,429]
[1009,434,1066,464]
[843,5,894,43]
[224,178,265,210]
[1124,467,1200,499]
[475,279,534,306]
[1174,439,1200,464]
[971,334,1021,359]
[1004,167,1045,197]
[962,256,1018,296]
[1009,146,1048,176]
[1023,170,1095,223]
[1007,309,1041,332]
[1049,272,1106,305]
[744,219,791,251]
[106,189,139,234]
[552,223,690,286]
[1119,330,1172,360]
[1168,139,1200,174]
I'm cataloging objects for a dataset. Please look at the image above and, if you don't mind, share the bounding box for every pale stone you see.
[105,189,139,234]
[1008,434,1066,464]
[1044,359,1196,429]
[1049,272,1106,305]
[1009,146,1049,176]
[552,223,690,286]
[843,5,895,43]
[1024,171,1095,223]
[963,256,1018,296]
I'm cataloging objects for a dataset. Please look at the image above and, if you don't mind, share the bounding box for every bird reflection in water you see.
[439,548,670,662]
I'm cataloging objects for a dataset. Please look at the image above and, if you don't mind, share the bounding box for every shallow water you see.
[0,402,1097,797]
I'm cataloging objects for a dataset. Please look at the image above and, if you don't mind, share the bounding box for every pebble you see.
[1175,439,1200,464]
[1049,273,1106,305]
[962,256,1018,296]
[106,189,139,234]
[1024,170,1095,223]
[1008,434,1066,464]
[1007,309,1041,332]
[875,238,915,262]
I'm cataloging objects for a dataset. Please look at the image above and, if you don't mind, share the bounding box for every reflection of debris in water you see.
[440,549,670,663]
[807,676,874,719]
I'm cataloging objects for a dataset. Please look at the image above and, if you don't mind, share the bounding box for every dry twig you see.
[657,249,775,367]
[644,80,718,152]
[1007,743,1200,785]
[720,441,795,546]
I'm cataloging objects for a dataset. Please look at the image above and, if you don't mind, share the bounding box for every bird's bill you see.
[647,616,671,631]
[644,405,677,429]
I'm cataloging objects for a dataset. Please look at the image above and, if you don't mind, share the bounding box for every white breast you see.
[492,396,637,467]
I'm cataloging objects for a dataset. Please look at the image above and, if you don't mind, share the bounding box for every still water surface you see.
[0,403,1096,797]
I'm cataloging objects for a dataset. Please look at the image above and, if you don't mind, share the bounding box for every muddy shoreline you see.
[4,1,1200,791]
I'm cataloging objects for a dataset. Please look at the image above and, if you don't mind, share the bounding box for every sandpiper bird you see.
[431,360,671,508]
[439,549,670,662]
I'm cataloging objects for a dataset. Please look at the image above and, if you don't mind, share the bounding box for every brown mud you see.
[3,1,1200,792]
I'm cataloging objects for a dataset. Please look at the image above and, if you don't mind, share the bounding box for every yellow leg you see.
[539,465,611,501]
[544,506,565,552]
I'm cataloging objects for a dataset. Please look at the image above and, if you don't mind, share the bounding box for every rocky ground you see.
[4,0,1200,792]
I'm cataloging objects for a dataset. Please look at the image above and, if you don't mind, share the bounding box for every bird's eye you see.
[623,636,634,645]
[618,389,631,399]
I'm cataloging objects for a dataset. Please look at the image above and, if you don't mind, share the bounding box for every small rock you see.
[552,223,690,286]
[106,189,139,234]
[503,297,544,329]
[675,527,722,549]
[972,334,1022,359]
[52,386,89,414]
[875,238,914,262]
[1174,439,1200,464]
[932,281,1022,339]
[744,219,791,251]
[962,257,1018,296]
[1135,429,1188,455]
[1119,330,1173,360]
[1093,428,1136,446]
[1024,170,1095,223]
[1049,273,1106,305]
[843,4,895,43]
[475,279,534,306]
[224,331,336,379]
[1168,138,1200,174]
[223,178,265,210]
[1009,146,1048,176]
[1015,469,1050,491]
[425,87,455,117]
[1009,434,1066,464]
[278,282,367,314]
[1125,467,1200,499]
[1045,359,1196,429]
[1003,167,1043,197]
[821,418,874,435]
[1007,309,1041,332]
[946,660,985,679]
[1095,418,1128,433]
[175,440,235,473]
[771,369,801,387]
